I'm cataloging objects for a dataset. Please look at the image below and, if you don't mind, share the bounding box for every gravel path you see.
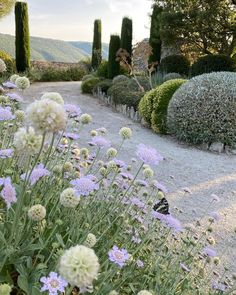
[24,81,236,272]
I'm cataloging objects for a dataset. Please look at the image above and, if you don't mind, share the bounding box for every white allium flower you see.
[84,233,97,248]
[0,59,7,73]
[143,168,154,178]
[28,204,46,221]
[15,76,30,90]
[60,188,79,208]
[90,130,98,137]
[63,162,73,172]
[26,99,67,133]
[80,113,92,124]
[41,92,64,105]
[59,245,100,289]
[10,74,20,83]
[14,127,42,155]
[137,291,153,295]
[119,127,132,139]
[15,110,25,121]
[109,291,119,295]
[106,147,118,158]
[0,283,12,295]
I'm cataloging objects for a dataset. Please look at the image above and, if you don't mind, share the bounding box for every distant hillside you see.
[0,33,108,62]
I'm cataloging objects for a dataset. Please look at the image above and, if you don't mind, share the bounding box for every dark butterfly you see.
[153,197,170,215]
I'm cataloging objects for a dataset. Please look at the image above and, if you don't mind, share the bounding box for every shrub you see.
[15,2,30,72]
[97,60,108,78]
[107,81,144,110]
[113,75,129,84]
[93,79,112,94]
[82,74,96,82]
[160,54,190,75]
[163,72,182,82]
[139,88,158,125]
[130,76,151,92]
[108,35,120,79]
[91,19,102,70]
[151,79,187,134]
[81,77,100,94]
[191,54,235,76]
[167,72,236,146]
[0,50,14,73]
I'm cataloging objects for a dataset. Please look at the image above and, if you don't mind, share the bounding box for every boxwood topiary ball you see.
[167,72,236,146]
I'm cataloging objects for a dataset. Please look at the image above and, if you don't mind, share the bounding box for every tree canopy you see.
[153,0,236,56]
[0,0,15,18]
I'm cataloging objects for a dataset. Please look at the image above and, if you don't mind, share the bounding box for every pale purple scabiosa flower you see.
[0,177,17,208]
[0,149,14,159]
[131,197,146,209]
[120,172,134,180]
[21,164,50,186]
[2,81,17,89]
[108,245,129,268]
[7,92,23,102]
[209,211,221,222]
[0,106,15,121]
[152,211,183,232]
[212,281,227,292]
[64,103,82,118]
[40,272,68,295]
[135,179,148,187]
[136,259,144,268]
[136,144,163,166]
[113,159,127,169]
[203,247,217,257]
[180,262,190,272]
[70,175,99,197]
[88,136,111,149]
[63,132,80,141]
[151,180,168,193]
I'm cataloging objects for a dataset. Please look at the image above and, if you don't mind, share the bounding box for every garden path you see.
[24,81,236,272]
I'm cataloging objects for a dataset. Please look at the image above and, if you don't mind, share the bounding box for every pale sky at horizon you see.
[0,0,152,43]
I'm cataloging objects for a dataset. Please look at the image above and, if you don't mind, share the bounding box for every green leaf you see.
[17,275,29,294]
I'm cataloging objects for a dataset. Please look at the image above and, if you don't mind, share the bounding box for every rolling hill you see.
[0,33,109,62]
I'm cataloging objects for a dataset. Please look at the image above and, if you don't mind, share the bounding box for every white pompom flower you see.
[28,204,46,221]
[26,99,67,133]
[15,76,30,90]
[60,188,79,208]
[10,74,20,83]
[41,92,64,105]
[59,245,100,291]
[119,127,132,139]
[0,59,7,73]
[14,127,42,155]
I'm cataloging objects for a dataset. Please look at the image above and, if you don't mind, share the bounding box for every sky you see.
[0,0,152,43]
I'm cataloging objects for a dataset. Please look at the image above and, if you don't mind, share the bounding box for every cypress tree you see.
[91,19,102,70]
[120,17,133,64]
[108,35,120,79]
[15,1,30,72]
[149,5,163,65]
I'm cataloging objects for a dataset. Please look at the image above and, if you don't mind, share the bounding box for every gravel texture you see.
[24,81,236,272]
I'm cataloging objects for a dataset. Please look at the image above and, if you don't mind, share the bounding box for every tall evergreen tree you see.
[149,5,163,65]
[15,1,30,72]
[108,35,120,79]
[91,19,102,70]
[120,17,133,63]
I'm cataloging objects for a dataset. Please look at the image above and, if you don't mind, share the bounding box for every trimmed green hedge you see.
[191,54,235,76]
[93,79,112,94]
[160,55,190,76]
[151,79,187,134]
[138,88,158,125]
[97,60,108,78]
[81,77,99,94]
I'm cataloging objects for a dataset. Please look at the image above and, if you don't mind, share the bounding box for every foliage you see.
[0,0,15,18]
[148,4,163,64]
[153,0,236,56]
[120,17,133,64]
[15,1,30,72]
[191,54,236,76]
[81,77,100,94]
[107,80,145,110]
[96,60,108,78]
[93,79,112,94]
[160,54,190,75]
[167,72,236,146]
[28,66,87,82]
[82,74,96,82]
[151,79,186,134]
[163,72,182,82]
[139,88,158,125]
[0,50,14,73]
[91,19,102,70]
[112,75,129,84]
[130,76,152,91]
[0,75,234,295]
[108,35,121,79]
